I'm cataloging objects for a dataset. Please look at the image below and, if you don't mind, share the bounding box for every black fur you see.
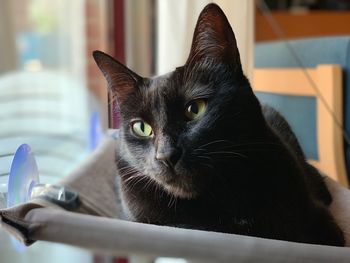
[94,4,344,246]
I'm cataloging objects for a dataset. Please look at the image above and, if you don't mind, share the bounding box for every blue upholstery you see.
[254,37,350,176]
[256,92,318,160]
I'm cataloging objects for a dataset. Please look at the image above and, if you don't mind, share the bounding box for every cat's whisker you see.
[196,139,233,149]
[193,148,206,153]
[119,166,138,175]
[119,165,139,173]
[141,178,155,192]
[126,175,149,193]
[153,181,163,200]
[173,197,178,212]
[213,145,287,155]
[213,141,283,149]
[120,170,138,177]
[198,161,215,170]
[167,194,173,208]
[169,195,174,208]
[196,141,285,157]
[204,151,248,158]
[196,155,212,161]
[119,166,135,172]
[123,173,144,184]
[167,193,178,209]
[194,141,288,165]
[233,148,285,153]
[232,142,283,148]
[120,170,140,179]
[123,178,146,192]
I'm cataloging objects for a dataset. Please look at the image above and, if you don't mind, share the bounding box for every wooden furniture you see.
[256,11,350,42]
[253,65,348,187]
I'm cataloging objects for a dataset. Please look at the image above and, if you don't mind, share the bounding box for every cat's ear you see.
[93,51,142,104]
[186,3,242,73]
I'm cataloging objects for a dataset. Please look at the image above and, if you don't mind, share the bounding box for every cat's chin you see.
[162,183,197,199]
[152,170,199,200]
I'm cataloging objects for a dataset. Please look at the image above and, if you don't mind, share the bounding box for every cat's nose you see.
[156,147,182,168]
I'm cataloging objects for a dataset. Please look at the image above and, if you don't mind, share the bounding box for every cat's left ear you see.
[93,51,142,105]
[186,4,242,74]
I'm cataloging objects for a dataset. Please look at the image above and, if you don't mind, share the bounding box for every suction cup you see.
[89,111,103,150]
[6,144,39,252]
[4,144,77,251]
[7,144,39,208]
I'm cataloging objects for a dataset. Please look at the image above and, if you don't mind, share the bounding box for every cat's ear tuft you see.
[93,51,142,104]
[186,3,242,72]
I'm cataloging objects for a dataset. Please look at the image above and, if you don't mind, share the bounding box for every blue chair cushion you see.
[254,37,350,176]
[256,92,318,160]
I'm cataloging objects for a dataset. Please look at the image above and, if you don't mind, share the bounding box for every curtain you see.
[0,0,17,73]
[156,0,254,78]
[125,0,154,76]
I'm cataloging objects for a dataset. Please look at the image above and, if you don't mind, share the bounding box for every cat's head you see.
[93,4,263,199]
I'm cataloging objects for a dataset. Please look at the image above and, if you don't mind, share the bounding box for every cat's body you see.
[94,4,344,246]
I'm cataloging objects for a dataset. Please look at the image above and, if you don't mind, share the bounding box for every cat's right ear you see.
[93,51,142,104]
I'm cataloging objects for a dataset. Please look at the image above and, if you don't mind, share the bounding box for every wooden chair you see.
[253,65,348,187]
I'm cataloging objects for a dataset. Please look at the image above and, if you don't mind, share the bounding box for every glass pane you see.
[0,0,102,261]
[0,0,94,183]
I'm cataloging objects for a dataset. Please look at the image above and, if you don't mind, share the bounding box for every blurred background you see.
[0,0,350,262]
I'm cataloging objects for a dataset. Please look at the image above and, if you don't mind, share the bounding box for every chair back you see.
[253,65,348,187]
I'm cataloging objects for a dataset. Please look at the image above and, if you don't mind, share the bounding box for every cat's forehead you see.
[144,68,211,101]
[133,71,181,126]
[141,71,181,102]
[148,71,178,91]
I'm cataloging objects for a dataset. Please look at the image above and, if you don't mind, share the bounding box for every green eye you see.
[132,121,153,137]
[185,99,207,120]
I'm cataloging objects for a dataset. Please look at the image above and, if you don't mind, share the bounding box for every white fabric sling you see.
[1,132,350,262]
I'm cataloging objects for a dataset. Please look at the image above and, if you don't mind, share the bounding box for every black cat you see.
[93,3,344,246]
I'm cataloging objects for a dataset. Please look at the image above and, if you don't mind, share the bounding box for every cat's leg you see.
[303,204,345,246]
[325,177,350,246]
[303,163,333,205]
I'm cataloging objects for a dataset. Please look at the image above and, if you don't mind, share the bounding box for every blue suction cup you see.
[7,144,39,252]
[89,111,103,150]
[4,144,71,251]
[7,144,39,208]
